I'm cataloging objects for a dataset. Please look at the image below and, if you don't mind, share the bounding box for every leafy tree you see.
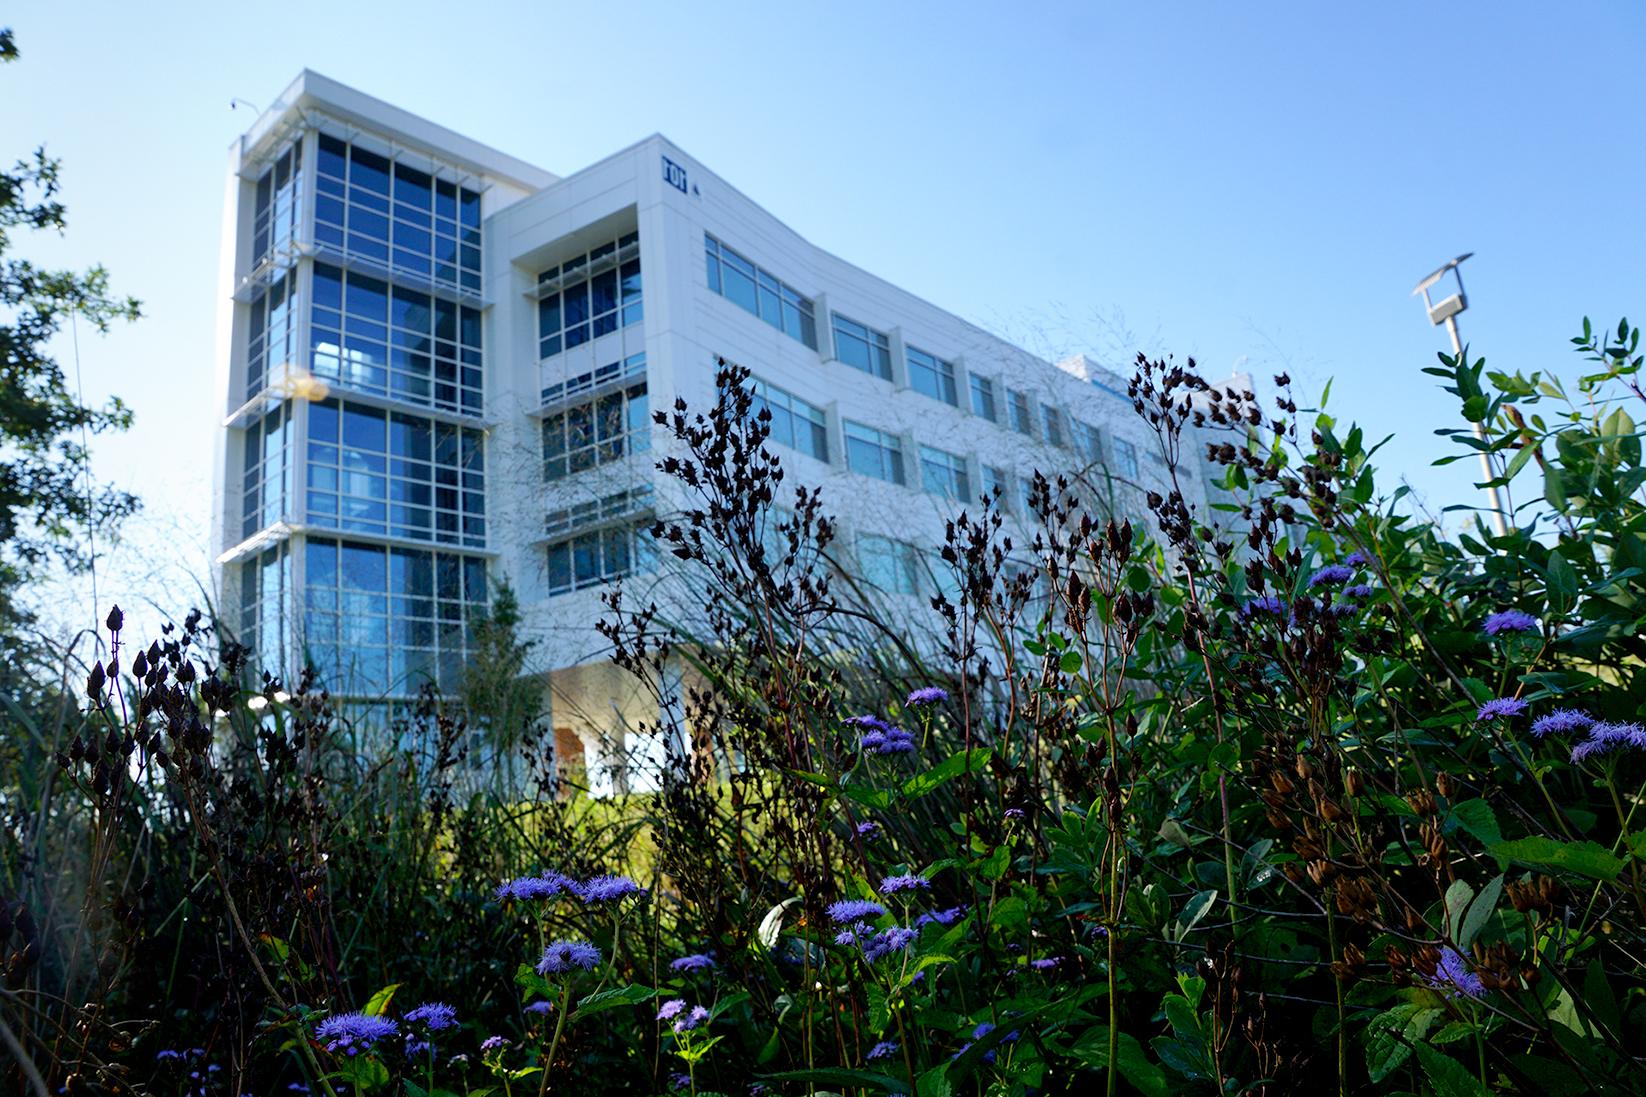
[0,26,140,653]
[461,577,544,756]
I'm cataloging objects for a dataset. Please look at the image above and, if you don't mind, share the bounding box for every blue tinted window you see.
[537,233,642,359]
[703,234,816,349]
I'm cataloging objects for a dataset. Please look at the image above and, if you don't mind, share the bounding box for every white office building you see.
[214,71,1237,786]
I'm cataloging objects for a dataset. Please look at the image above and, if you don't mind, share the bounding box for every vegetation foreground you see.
[7,319,1646,1097]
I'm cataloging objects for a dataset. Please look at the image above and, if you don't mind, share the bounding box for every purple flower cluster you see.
[536,939,602,975]
[915,905,967,928]
[1308,564,1355,587]
[314,1012,399,1056]
[1531,709,1594,738]
[404,1002,457,1031]
[494,872,575,902]
[1241,595,1287,619]
[836,923,917,962]
[657,999,710,1033]
[1427,947,1486,1000]
[879,874,930,895]
[953,1021,1020,1064]
[867,1040,899,1061]
[578,874,644,904]
[1483,609,1539,636]
[1029,956,1063,972]
[855,820,882,839]
[827,898,886,924]
[1343,551,1369,567]
[1476,697,1528,722]
[861,723,916,755]
[906,686,949,707]
[1570,721,1646,764]
[480,1035,508,1054]
[524,1000,554,1015]
[670,953,717,973]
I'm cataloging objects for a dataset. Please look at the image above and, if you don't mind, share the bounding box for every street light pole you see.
[1412,254,1510,537]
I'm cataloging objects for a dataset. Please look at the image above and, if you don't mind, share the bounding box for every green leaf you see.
[1365,1003,1441,1082]
[1169,889,1217,941]
[1070,1027,1168,1097]
[1546,551,1578,612]
[363,983,400,1017]
[1415,1043,1489,1097]
[1489,837,1624,881]
[1459,875,1503,951]
[569,984,656,1022]
[757,1068,904,1092]
[842,783,892,810]
[903,747,992,798]
[1447,799,1501,846]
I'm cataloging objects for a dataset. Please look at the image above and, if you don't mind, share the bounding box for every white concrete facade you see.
[213,72,1231,783]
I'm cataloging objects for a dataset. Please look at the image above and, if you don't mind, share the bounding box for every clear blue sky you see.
[4,1,1643,641]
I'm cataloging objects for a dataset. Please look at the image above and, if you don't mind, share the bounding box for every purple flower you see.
[669,1072,692,1091]
[1343,583,1374,599]
[524,1000,554,1015]
[1343,551,1369,567]
[1532,709,1595,738]
[1029,956,1063,971]
[673,1005,711,1034]
[1241,595,1287,618]
[314,1012,398,1056]
[1483,610,1539,636]
[867,926,918,961]
[404,1037,431,1056]
[915,905,968,928]
[670,953,716,973]
[1476,697,1528,722]
[405,1002,457,1031]
[494,872,575,902]
[862,725,916,755]
[480,1035,507,1054]
[1003,808,1025,822]
[578,874,644,904]
[536,939,601,975]
[656,999,687,1021]
[827,899,886,924]
[879,874,930,895]
[867,1040,899,1061]
[906,686,948,707]
[855,820,882,839]
[845,715,891,733]
[1428,947,1486,1000]
[1571,721,1646,763]
[1308,564,1355,587]
[953,1021,1020,1064]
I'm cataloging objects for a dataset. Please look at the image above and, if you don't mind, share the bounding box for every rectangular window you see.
[251,141,302,271]
[919,445,970,502]
[1041,403,1065,447]
[844,421,905,485]
[314,133,483,294]
[310,262,483,415]
[239,541,292,678]
[546,521,656,595]
[704,234,817,348]
[751,378,829,462]
[306,398,486,549]
[302,535,487,696]
[969,374,998,422]
[982,465,1010,510]
[246,270,301,400]
[831,314,893,381]
[241,403,293,539]
[858,534,919,596]
[1009,390,1035,436]
[1074,420,1103,462]
[906,346,957,405]
[1113,437,1140,479]
[537,232,642,358]
[542,381,650,481]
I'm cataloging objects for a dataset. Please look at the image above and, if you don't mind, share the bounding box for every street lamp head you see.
[1411,252,1473,328]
